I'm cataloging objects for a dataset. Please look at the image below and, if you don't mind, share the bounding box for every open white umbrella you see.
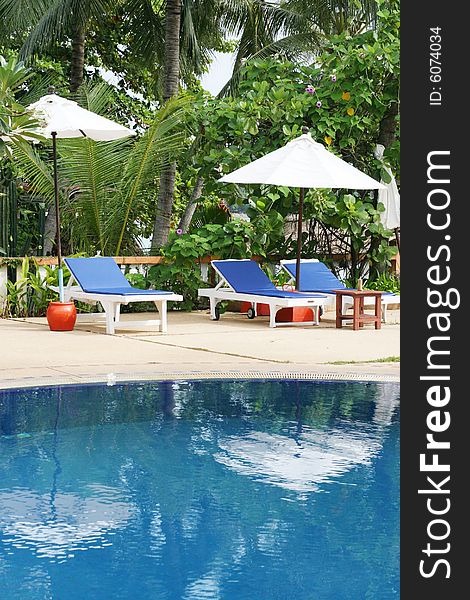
[219,127,385,289]
[28,91,135,302]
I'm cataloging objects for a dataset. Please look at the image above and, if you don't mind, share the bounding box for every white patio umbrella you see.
[219,127,385,289]
[28,90,135,302]
[374,143,400,250]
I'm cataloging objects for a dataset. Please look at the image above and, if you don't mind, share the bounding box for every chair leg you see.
[102,302,115,334]
[269,305,279,328]
[209,297,220,320]
[314,305,320,326]
[159,301,167,333]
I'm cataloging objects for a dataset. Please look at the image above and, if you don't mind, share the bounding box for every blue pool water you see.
[0,380,399,599]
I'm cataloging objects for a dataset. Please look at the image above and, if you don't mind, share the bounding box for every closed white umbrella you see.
[28,91,135,302]
[219,127,385,289]
[374,143,400,249]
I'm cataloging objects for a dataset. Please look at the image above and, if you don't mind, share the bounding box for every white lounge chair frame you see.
[280,259,400,323]
[53,275,183,334]
[198,260,327,328]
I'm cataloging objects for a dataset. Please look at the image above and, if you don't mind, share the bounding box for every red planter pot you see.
[46,301,77,331]
[240,301,270,316]
[275,307,315,322]
[240,302,315,322]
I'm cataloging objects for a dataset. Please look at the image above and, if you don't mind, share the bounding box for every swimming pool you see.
[0,380,399,599]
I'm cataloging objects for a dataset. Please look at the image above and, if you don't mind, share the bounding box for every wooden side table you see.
[333,289,383,330]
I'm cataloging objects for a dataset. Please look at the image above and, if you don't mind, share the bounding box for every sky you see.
[199,51,236,96]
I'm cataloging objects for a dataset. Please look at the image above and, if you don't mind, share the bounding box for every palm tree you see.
[151,0,182,250]
[1,0,380,250]
[0,0,113,92]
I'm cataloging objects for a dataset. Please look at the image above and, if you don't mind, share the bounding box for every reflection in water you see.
[0,486,136,559]
[0,381,399,600]
[216,427,381,493]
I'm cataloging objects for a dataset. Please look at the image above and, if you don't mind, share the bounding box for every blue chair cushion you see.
[211,260,324,298]
[248,289,325,299]
[283,261,345,293]
[79,287,174,296]
[64,257,172,295]
[283,261,395,296]
[212,260,277,293]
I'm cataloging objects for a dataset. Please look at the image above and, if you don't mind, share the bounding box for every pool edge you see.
[0,368,399,390]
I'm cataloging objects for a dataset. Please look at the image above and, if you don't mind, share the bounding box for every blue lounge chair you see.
[58,257,183,334]
[280,259,400,323]
[198,259,326,327]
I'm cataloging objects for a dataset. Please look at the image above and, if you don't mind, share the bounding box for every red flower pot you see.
[275,307,315,322]
[240,301,270,316]
[46,301,77,331]
[240,302,315,322]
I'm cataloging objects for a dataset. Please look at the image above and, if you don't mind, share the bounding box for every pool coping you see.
[0,368,400,390]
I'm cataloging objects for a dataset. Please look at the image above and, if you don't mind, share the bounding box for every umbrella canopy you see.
[219,129,384,289]
[28,92,135,303]
[219,131,385,189]
[28,94,135,140]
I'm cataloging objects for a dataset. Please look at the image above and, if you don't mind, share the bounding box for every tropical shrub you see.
[365,272,400,293]
[184,0,400,283]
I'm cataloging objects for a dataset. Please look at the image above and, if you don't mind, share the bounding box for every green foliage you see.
[1,255,102,317]
[365,272,400,293]
[0,55,44,156]
[164,220,268,262]
[147,263,204,312]
[187,1,400,280]
[2,257,59,317]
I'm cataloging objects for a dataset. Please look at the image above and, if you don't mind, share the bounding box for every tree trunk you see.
[70,25,86,93]
[178,176,204,232]
[378,101,399,148]
[151,0,182,252]
[43,201,57,256]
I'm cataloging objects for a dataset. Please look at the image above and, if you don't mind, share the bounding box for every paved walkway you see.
[0,308,399,389]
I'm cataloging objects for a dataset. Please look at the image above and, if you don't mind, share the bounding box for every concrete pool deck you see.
[0,308,399,389]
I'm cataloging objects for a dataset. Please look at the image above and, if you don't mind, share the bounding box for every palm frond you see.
[0,0,49,37]
[111,95,190,254]
[121,0,166,67]
[10,138,57,204]
[73,79,115,114]
[19,0,114,59]
[59,136,132,254]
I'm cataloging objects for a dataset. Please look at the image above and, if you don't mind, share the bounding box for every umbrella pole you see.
[52,132,64,302]
[295,187,305,291]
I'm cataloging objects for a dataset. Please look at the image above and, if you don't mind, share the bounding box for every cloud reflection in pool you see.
[215,427,381,493]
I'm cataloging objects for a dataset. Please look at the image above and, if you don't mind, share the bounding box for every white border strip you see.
[0,370,399,390]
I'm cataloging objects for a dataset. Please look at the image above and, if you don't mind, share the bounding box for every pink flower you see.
[316,101,322,108]
[305,85,315,94]
[176,228,183,235]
